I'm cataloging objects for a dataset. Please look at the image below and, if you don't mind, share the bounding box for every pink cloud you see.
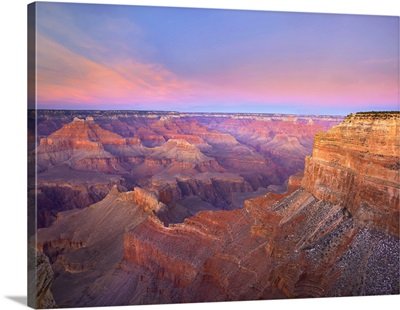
[37,34,194,107]
[36,34,397,110]
[197,58,398,107]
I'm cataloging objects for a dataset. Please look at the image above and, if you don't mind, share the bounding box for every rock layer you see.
[28,248,56,309]
[36,186,154,306]
[119,112,399,302]
[302,112,400,235]
[34,112,340,226]
[33,111,400,307]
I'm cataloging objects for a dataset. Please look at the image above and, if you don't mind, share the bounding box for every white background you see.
[0,0,399,309]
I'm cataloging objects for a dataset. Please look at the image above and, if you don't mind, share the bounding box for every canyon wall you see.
[302,112,399,235]
[33,111,341,228]
[33,112,399,307]
[119,112,399,303]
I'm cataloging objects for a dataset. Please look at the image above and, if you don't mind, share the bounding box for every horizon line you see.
[30,107,352,117]
[30,108,400,117]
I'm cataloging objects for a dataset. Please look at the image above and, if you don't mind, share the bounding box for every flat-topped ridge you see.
[345,111,400,121]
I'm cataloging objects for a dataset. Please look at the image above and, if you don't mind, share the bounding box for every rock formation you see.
[34,112,340,228]
[28,247,56,308]
[149,172,254,224]
[35,186,156,306]
[36,117,132,173]
[117,112,399,303]
[35,110,386,307]
[36,167,125,227]
[302,112,400,236]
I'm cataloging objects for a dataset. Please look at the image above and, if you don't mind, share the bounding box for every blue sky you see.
[34,2,399,114]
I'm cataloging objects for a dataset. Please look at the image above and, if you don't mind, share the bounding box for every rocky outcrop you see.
[47,116,125,144]
[150,172,254,223]
[36,117,131,173]
[123,215,223,288]
[36,168,124,228]
[35,252,56,308]
[144,139,224,175]
[153,173,251,203]
[35,186,153,306]
[302,112,400,236]
[28,247,56,309]
[152,139,211,162]
[128,187,167,214]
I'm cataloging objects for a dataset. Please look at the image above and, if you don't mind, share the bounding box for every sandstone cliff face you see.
[302,112,400,236]
[152,173,252,206]
[37,117,128,173]
[146,172,254,224]
[120,177,303,303]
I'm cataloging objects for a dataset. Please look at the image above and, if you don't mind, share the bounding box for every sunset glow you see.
[33,3,399,114]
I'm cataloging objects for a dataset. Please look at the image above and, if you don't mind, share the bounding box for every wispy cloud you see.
[37,34,193,107]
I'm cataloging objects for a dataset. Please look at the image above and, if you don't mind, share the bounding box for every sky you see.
[31,2,399,115]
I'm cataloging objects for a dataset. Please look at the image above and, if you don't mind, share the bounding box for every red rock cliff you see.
[302,112,400,235]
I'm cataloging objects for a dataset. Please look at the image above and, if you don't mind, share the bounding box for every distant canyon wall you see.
[32,111,342,228]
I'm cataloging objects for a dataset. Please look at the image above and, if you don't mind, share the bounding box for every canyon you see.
[30,111,399,307]
[31,110,341,228]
